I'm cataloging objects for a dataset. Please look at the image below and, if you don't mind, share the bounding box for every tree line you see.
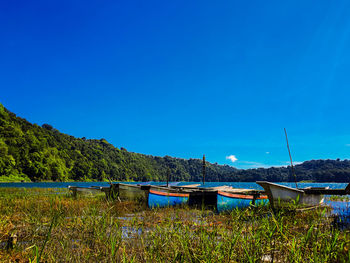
[1,103,350,182]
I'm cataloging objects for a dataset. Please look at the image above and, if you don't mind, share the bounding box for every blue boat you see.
[147,186,190,208]
[217,191,268,213]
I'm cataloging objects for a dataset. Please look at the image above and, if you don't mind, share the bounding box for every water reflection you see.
[325,199,350,229]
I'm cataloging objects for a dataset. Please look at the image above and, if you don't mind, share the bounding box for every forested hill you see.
[1,103,350,182]
[0,103,237,182]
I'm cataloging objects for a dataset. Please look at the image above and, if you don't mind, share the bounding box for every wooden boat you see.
[189,186,268,212]
[108,183,151,201]
[68,186,106,197]
[265,130,350,207]
[256,181,329,207]
[146,185,193,208]
[170,184,201,189]
[217,189,268,212]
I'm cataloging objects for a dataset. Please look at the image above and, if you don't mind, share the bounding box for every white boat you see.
[256,181,328,207]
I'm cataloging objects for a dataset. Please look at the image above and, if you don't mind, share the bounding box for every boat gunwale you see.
[149,189,190,197]
[117,183,148,189]
[218,191,268,200]
[256,181,305,193]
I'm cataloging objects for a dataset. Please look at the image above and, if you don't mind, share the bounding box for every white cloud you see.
[226,155,238,163]
[266,152,270,154]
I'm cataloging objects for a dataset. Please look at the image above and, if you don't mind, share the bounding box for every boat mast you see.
[166,168,170,187]
[284,128,298,188]
[202,154,206,185]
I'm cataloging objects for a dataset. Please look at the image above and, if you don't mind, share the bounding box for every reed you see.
[0,187,349,262]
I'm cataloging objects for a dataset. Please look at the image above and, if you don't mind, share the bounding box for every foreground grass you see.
[0,188,349,262]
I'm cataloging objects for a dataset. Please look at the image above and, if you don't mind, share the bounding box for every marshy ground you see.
[0,188,349,262]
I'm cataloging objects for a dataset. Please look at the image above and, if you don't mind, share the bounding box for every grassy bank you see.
[0,175,31,183]
[0,188,349,262]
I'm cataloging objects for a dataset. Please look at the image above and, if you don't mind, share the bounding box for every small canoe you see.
[217,190,268,212]
[68,186,105,197]
[118,183,149,202]
[170,184,201,190]
[256,181,329,207]
[147,186,191,208]
[108,183,151,201]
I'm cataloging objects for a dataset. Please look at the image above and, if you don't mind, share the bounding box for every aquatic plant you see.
[0,188,349,262]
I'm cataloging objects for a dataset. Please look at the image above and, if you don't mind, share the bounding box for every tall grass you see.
[0,187,349,262]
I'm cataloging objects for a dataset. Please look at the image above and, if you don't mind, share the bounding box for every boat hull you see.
[217,191,268,212]
[256,181,325,207]
[68,186,105,198]
[120,184,147,201]
[109,183,150,202]
[148,188,189,208]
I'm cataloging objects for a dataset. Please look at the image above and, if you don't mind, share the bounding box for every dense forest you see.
[1,103,350,182]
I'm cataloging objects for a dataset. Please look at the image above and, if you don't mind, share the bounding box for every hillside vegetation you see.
[1,103,350,182]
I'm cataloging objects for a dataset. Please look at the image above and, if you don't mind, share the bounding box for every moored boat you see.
[217,190,268,212]
[256,181,328,207]
[68,186,105,197]
[109,183,151,202]
[147,186,192,208]
[170,184,201,189]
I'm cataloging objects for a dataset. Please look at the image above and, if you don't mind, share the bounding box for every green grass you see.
[0,188,349,262]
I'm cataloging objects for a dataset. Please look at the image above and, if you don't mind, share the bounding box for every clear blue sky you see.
[1,1,350,169]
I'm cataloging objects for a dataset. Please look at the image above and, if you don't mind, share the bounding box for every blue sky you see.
[1,1,350,169]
